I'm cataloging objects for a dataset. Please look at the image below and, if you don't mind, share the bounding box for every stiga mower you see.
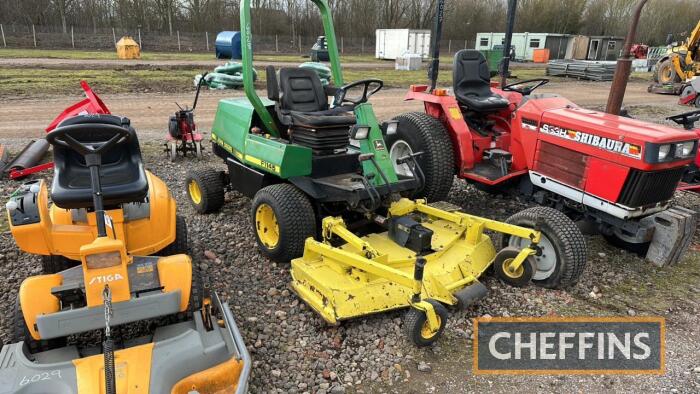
[0,116,249,393]
[186,0,559,346]
[166,73,207,161]
[6,115,186,275]
[388,0,696,273]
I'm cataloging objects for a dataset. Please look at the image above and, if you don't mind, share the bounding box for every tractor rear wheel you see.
[656,59,681,84]
[387,112,455,202]
[251,183,316,263]
[40,255,79,274]
[495,207,587,289]
[158,215,188,255]
[186,168,225,214]
[13,297,64,354]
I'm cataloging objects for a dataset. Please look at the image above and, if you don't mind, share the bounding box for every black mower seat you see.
[268,66,356,128]
[50,114,149,209]
[453,49,510,112]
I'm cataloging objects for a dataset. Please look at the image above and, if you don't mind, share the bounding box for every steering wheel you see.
[334,79,384,106]
[502,78,550,96]
[47,122,132,157]
[667,109,700,130]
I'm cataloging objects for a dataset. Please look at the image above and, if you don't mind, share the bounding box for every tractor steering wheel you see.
[47,122,133,157]
[667,109,700,130]
[502,78,550,96]
[333,79,384,106]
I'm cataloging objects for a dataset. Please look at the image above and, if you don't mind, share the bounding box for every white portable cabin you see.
[375,29,431,60]
[475,32,556,61]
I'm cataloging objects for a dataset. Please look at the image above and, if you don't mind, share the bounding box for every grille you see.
[618,167,685,207]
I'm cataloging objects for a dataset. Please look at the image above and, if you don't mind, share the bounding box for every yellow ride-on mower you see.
[0,118,250,393]
[6,115,185,274]
[185,0,563,346]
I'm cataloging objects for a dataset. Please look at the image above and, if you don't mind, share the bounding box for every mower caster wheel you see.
[40,255,79,274]
[251,184,316,263]
[186,167,225,214]
[158,215,188,255]
[404,300,448,347]
[494,247,535,287]
[13,297,65,354]
[496,207,587,289]
[168,142,178,162]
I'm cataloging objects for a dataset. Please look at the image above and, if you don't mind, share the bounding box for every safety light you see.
[677,141,695,158]
[381,121,399,136]
[351,125,371,140]
[85,251,122,269]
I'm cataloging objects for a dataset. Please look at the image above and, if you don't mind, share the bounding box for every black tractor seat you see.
[453,49,510,113]
[50,114,149,209]
[267,66,356,154]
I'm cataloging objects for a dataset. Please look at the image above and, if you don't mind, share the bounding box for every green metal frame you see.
[240,0,344,138]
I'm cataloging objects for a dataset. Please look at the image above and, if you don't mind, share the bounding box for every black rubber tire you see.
[386,112,455,202]
[493,247,535,287]
[172,261,206,323]
[656,59,681,84]
[495,207,587,289]
[12,297,64,354]
[185,167,225,214]
[403,299,449,347]
[251,183,316,263]
[157,215,188,256]
[40,255,79,274]
[602,233,650,257]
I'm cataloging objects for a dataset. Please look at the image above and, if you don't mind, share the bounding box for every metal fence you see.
[0,24,476,56]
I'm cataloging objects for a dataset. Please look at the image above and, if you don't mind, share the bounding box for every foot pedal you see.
[454,282,488,310]
[644,207,698,267]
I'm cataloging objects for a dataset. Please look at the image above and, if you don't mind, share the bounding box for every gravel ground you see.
[0,101,699,393]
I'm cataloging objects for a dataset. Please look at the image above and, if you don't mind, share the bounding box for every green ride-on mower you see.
[1,115,250,393]
[186,0,565,346]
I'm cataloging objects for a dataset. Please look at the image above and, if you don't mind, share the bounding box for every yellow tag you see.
[136,263,154,274]
[449,107,463,120]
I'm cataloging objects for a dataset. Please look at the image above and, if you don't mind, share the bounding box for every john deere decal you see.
[540,124,642,159]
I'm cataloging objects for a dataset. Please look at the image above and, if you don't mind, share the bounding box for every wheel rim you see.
[508,234,557,280]
[188,180,202,205]
[255,203,280,249]
[420,315,442,339]
[501,257,524,279]
[389,140,414,177]
[659,64,673,84]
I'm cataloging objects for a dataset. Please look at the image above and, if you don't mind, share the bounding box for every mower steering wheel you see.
[667,109,700,130]
[333,79,384,106]
[502,78,550,96]
[47,123,132,157]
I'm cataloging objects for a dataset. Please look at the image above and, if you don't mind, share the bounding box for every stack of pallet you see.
[546,60,617,81]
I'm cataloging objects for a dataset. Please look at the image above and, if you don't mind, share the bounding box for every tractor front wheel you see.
[251,183,316,263]
[387,112,455,202]
[158,215,188,255]
[495,207,587,289]
[656,59,681,84]
[13,298,64,354]
[185,168,225,214]
[404,299,448,347]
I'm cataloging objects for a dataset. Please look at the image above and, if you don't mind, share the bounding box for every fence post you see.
[205,31,209,51]
[177,30,181,51]
[340,37,344,54]
[32,24,36,47]
[361,37,364,54]
[464,40,467,49]
[112,27,116,48]
[448,39,451,54]
[138,28,142,49]
[298,35,302,52]
[71,26,74,48]
[275,35,279,52]
[0,24,5,48]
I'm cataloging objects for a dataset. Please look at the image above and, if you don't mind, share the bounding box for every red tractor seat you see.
[50,115,149,209]
[453,49,510,113]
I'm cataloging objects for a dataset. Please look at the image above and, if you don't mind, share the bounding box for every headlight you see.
[381,121,399,136]
[657,144,671,161]
[676,141,695,157]
[85,251,122,269]
[351,125,371,140]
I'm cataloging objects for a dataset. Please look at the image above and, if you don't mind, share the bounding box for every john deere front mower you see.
[1,116,249,393]
[6,115,185,274]
[187,0,553,346]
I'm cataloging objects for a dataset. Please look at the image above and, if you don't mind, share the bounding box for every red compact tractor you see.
[388,2,698,271]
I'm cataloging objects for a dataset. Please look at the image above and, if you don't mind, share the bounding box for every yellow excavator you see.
[655,19,700,84]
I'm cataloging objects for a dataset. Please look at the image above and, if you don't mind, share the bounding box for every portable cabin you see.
[375,29,431,60]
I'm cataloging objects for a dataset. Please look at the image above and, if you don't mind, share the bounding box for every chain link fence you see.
[0,24,476,57]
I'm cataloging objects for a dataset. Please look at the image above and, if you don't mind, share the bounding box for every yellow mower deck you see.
[291,199,540,325]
